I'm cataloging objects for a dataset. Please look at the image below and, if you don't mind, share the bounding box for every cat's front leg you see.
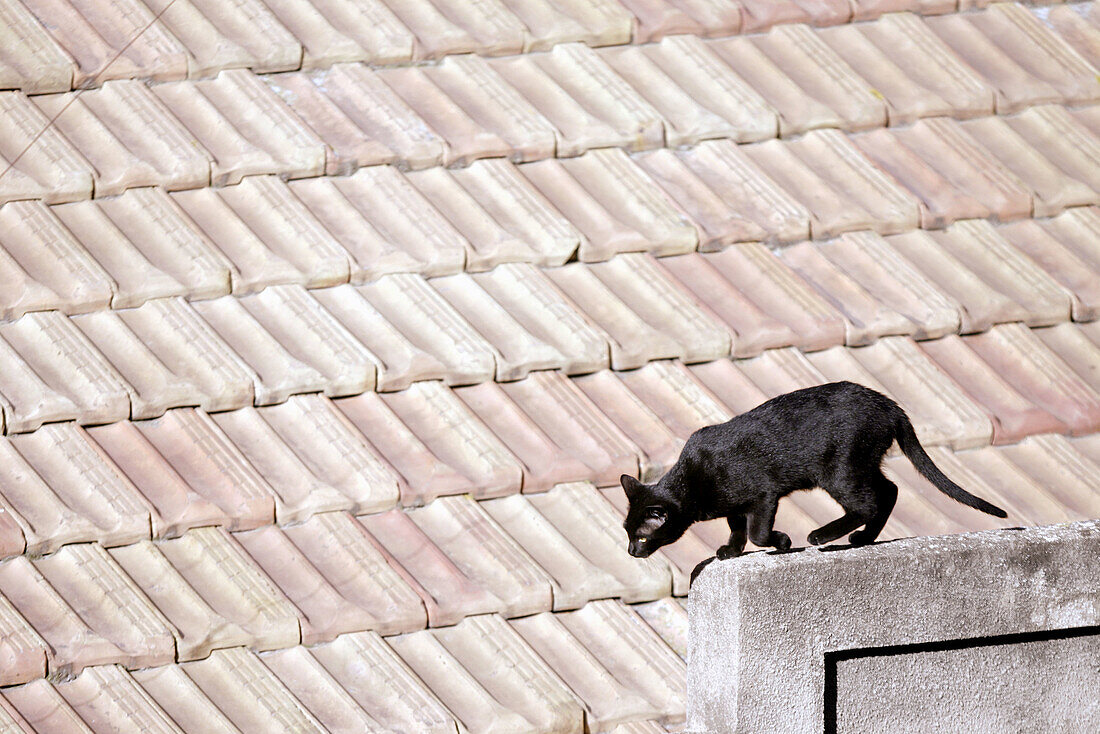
[747,500,791,551]
[716,515,747,560]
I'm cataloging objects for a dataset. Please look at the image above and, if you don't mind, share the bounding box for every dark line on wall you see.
[822,624,1100,734]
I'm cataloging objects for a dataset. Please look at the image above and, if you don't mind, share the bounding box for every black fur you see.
[621,381,1007,560]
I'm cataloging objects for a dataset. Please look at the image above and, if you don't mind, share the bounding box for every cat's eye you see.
[645,507,666,520]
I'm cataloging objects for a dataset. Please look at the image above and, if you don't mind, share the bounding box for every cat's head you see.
[621,474,689,558]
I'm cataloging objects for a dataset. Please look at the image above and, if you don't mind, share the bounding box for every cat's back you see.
[717,381,899,439]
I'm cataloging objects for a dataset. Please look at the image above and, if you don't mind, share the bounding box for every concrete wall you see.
[686,521,1100,734]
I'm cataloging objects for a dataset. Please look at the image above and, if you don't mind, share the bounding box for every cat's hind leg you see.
[716,515,747,560]
[747,499,791,551]
[848,474,898,546]
[807,512,864,546]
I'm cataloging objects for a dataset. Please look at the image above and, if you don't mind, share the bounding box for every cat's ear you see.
[620,474,646,502]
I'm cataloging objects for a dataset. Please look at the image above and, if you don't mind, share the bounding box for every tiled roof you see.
[1,1,1099,731]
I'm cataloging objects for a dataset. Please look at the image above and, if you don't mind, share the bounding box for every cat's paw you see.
[848,529,876,546]
[771,532,792,551]
[715,544,744,560]
[807,529,827,546]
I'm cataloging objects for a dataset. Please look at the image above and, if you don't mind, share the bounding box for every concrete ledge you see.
[686,521,1100,734]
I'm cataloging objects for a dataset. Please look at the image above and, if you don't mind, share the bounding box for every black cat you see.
[621,381,1007,561]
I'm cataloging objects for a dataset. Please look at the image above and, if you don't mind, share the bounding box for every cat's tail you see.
[895,414,1008,518]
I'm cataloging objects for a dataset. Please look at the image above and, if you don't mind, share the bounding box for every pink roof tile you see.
[379,381,523,498]
[614,360,731,439]
[0,94,92,205]
[407,495,554,618]
[0,491,25,558]
[632,596,688,660]
[1003,105,1100,202]
[522,148,695,260]
[20,0,187,86]
[182,648,326,733]
[108,540,254,662]
[499,371,640,485]
[132,664,240,734]
[235,285,377,396]
[778,242,917,345]
[997,434,1100,521]
[86,421,229,538]
[9,423,150,546]
[1035,322,1100,397]
[919,334,1069,445]
[192,296,328,405]
[510,610,662,729]
[886,229,1031,333]
[54,665,186,734]
[482,492,622,609]
[633,148,769,248]
[130,409,276,530]
[0,692,33,732]
[273,0,414,67]
[334,391,469,505]
[738,0,851,32]
[600,35,776,145]
[255,646,386,733]
[659,253,799,358]
[1031,207,1100,312]
[526,482,671,603]
[735,346,826,399]
[883,449,1012,535]
[4,678,93,734]
[999,218,1100,321]
[387,628,535,731]
[154,70,326,184]
[0,592,47,686]
[391,0,525,59]
[687,358,770,414]
[375,66,514,167]
[432,614,585,733]
[926,219,1072,327]
[34,543,176,670]
[35,81,209,196]
[358,508,504,626]
[963,322,1100,435]
[959,115,1099,217]
[150,526,301,650]
[308,631,458,733]
[817,232,961,340]
[503,0,634,50]
[471,263,610,374]
[260,1,373,71]
[948,444,1077,528]
[1045,2,1100,70]
[615,0,713,41]
[454,380,594,491]
[0,310,131,429]
[279,511,427,633]
[574,369,686,480]
[819,13,994,124]
[0,0,73,94]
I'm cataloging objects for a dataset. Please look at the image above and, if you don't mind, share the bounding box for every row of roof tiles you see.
[2,0,1091,94]
[0,599,685,733]
[1,207,1099,431]
[4,6,1100,201]
[1,316,1098,556]
[2,119,1100,317]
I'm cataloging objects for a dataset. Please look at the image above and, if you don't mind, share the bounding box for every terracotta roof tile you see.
[392,0,526,59]
[358,507,505,625]
[615,360,732,438]
[387,627,539,732]
[735,345,826,399]
[108,540,254,662]
[20,0,186,87]
[0,0,73,94]
[4,678,94,733]
[481,492,620,609]
[432,613,585,732]
[503,0,634,50]
[817,232,961,340]
[1044,2,1100,70]
[454,380,595,491]
[1003,105,1100,199]
[887,229,1032,333]
[153,70,325,185]
[510,610,662,729]
[0,591,47,686]
[963,322,1100,435]
[192,296,327,405]
[632,596,688,660]
[0,93,93,205]
[0,692,33,733]
[919,334,1069,444]
[526,482,671,603]
[275,0,414,67]
[500,371,640,485]
[256,645,387,733]
[819,13,994,124]
[778,242,915,345]
[492,43,665,155]
[55,665,186,734]
[0,492,26,559]
[471,263,610,374]
[182,647,326,733]
[614,0,716,42]
[0,310,130,429]
[131,664,240,734]
[998,433,1100,520]
[258,0,369,71]
[129,409,276,530]
[308,631,458,733]
[999,218,1100,321]
[600,35,776,145]
[739,0,852,32]
[687,357,770,414]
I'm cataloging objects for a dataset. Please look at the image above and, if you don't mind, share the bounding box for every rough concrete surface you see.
[686,521,1100,734]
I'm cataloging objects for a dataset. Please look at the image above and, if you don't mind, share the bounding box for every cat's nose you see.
[628,540,640,557]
